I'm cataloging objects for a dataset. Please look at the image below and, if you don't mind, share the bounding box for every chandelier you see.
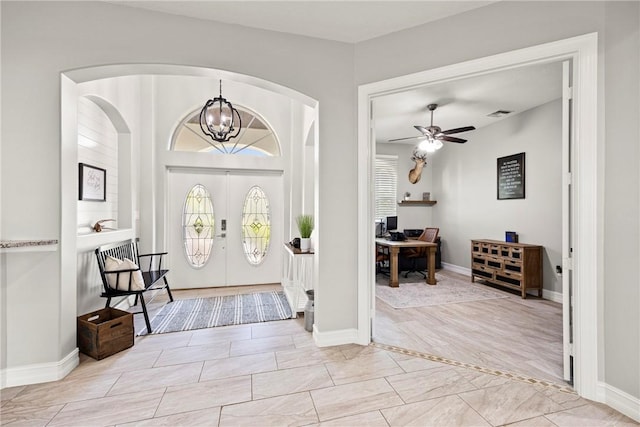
[199,81,242,143]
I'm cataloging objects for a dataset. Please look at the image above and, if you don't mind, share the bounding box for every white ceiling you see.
[374,61,563,144]
[109,1,561,145]
[110,1,496,43]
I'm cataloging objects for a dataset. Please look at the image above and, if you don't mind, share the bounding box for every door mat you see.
[138,291,292,335]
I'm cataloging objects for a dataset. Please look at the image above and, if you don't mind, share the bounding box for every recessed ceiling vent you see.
[487,110,513,118]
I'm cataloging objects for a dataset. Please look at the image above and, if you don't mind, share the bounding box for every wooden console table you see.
[471,239,542,298]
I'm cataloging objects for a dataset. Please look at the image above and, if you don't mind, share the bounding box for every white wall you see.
[355,0,639,405]
[1,0,354,382]
[375,143,434,230]
[601,2,640,400]
[432,100,562,294]
[77,97,119,232]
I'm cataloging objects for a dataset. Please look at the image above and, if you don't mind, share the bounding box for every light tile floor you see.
[1,287,637,426]
[375,269,566,385]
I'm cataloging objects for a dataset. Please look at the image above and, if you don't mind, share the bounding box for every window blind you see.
[375,155,398,219]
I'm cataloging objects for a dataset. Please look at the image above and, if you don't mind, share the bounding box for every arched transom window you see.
[172,105,280,156]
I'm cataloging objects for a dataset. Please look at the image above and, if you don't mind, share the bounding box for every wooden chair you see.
[401,227,439,278]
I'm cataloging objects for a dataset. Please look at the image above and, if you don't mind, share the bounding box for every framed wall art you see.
[497,152,525,200]
[78,163,106,201]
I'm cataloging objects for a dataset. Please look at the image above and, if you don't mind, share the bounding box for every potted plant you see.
[296,214,314,253]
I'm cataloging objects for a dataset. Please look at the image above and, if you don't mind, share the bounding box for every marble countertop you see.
[0,239,59,249]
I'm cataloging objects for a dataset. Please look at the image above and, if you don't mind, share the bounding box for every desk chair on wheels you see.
[401,227,439,278]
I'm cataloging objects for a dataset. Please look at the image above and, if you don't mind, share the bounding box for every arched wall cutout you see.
[83,94,131,134]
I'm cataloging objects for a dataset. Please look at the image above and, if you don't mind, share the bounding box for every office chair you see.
[401,227,439,278]
[376,244,390,275]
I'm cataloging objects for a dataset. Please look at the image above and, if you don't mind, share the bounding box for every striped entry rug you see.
[139,291,292,335]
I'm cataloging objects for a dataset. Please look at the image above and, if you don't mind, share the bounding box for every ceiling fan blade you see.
[440,126,476,135]
[388,135,427,142]
[414,125,433,136]
[439,135,467,143]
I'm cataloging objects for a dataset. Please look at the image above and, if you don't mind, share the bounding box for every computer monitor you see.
[375,220,384,237]
[385,216,398,232]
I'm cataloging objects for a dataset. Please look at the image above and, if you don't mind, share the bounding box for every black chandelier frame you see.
[199,81,242,143]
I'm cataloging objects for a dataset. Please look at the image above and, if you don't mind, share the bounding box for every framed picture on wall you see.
[497,152,525,200]
[78,163,106,201]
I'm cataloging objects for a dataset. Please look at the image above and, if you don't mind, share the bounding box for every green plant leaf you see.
[296,214,314,238]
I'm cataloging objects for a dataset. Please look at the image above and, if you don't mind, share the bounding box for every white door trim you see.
[357,33,599,399]
[561,60,573,383]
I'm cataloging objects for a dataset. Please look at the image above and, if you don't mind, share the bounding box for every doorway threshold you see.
[371,341,574,394]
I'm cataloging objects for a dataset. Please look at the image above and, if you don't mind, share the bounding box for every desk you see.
[375,238,437,287]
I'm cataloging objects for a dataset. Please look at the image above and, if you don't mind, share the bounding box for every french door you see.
[168,169,283,289]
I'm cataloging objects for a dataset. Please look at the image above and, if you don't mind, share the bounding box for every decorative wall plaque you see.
[497,152,525,200]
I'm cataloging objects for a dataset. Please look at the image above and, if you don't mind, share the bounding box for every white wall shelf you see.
[76,228,134,251]
[398,200,437,206]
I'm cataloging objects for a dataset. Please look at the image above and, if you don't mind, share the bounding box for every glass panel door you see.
[168,170,228,288]
[168,170,283,288]
[226,172,283,286]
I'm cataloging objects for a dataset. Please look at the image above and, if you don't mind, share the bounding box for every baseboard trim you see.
[1,348,79,388]
[442,263,563,303]
[542,289,563,303]
[313,326,359,347]
[598,381,640,422]
[441,262,471,276]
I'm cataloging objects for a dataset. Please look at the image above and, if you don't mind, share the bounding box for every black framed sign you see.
[79,163,106,201]
[497,152,525,200]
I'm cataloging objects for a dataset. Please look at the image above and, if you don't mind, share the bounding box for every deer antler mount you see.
[408,148,428,184]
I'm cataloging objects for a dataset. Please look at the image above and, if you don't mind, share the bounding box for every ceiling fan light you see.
[418,138,443,152]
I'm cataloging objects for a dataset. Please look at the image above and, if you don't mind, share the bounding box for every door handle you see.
[215,233,226,238]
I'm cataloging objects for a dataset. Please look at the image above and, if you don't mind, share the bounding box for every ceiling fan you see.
[389,103,476,148]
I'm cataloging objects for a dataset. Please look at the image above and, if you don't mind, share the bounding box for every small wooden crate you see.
[77,307,133,360]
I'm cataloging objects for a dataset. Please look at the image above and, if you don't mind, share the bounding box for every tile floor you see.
[375,270,565,385]
[1,285,637,426]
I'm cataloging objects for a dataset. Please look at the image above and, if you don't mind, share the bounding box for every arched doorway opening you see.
[61,65,319,352]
